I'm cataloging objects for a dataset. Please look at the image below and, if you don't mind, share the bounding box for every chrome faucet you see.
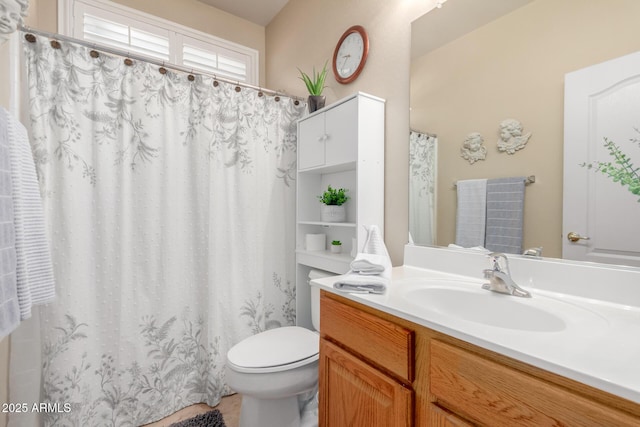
[522,247,543,258]
[482,252,531,298]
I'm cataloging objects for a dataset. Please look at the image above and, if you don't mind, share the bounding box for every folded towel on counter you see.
[350,253,388,276]
[334,224,391,295]
[333,275,388,295]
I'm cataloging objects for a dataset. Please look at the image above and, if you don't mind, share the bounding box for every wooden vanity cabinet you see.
[319,290,640,427]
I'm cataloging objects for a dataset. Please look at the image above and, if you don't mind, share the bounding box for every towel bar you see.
[453,175,535,188]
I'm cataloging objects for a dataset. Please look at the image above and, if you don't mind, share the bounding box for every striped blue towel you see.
[485,176,525,254]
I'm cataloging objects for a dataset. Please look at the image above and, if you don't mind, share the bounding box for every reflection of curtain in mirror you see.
[409,131,437,245]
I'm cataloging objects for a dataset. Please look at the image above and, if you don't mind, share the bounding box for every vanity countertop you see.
[311,250,640,405]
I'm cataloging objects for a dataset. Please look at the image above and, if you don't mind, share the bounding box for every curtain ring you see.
[89,44,99,58]
[235,82,241,92]
[213,75,219,87]
[275,96,280,102]
[24,33,36,43]
[188,69,195,81]
[124,53,133,66]
[159,62,167,74]
[50,40,61,49]
[258,88,264,97]
[294,100,300,106]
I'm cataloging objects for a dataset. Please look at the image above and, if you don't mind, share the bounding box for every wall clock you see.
[332,25,369,84]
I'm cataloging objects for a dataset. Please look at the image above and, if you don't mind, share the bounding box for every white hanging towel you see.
[0,108,20,338]
[454,179,487,248]
[4,107,56,319]
[485,176,525,254]
[334,225,391,294]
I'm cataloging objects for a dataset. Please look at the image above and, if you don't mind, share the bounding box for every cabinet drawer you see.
[430,340,640,427]
[321,292,414,383]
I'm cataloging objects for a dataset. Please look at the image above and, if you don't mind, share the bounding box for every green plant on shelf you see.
[318,185,349,206]
[331,240,342,246]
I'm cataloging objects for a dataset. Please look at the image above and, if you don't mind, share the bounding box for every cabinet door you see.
[319,338,413,427]
[324,99,358,166]
[428,404,473,427]
[299,113,326,169]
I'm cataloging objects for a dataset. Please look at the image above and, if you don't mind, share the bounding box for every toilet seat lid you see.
[227,326,319,370]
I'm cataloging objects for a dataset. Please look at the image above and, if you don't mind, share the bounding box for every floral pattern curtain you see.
[13,33,305,426]
[409,130,437,246]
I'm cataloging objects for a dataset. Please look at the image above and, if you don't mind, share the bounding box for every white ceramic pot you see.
[321,205,346,222]
[330,244,342,254]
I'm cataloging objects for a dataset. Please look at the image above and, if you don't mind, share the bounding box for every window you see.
[58,0,258,84]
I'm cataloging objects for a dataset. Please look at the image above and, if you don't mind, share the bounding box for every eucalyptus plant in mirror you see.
[582,129,640,202]
[0,0,28,45]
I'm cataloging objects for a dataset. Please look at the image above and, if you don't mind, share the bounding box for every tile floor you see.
[143,393,242,427]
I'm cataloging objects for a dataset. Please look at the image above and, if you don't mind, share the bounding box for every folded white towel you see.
[333,275,388,294]
[334,224,392,294]
[350,253,391,279]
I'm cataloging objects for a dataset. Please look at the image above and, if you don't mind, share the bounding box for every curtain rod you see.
[410,129,437,138]
[18,26,306,103]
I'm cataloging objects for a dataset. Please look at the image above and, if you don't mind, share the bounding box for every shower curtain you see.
[409,130,437,246]
[11,33,305,426]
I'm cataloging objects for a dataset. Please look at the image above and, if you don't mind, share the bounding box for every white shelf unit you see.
[295,92,385,329]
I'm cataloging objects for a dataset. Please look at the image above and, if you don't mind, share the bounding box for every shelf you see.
[298,221,357,228]
[296,249,353,274]
[298,161,357,175]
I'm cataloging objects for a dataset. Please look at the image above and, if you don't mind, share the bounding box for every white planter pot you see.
[321,205,346,222]
[330,245,342,254]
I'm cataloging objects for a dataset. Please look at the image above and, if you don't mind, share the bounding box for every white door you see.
[563,51,640,267]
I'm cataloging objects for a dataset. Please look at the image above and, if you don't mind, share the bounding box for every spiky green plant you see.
[582,136,640,202]
[298,61,328,96]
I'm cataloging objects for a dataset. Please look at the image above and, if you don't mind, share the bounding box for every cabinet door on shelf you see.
[299,113,326,170]
[324,99,358,166]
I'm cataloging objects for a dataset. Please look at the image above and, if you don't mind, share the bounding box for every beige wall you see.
[410,0,640,258]
[266,0,432,265]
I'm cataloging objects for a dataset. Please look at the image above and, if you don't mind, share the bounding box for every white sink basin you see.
[397,279,609,333]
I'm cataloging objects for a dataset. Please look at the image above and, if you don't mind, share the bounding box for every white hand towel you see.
[334,224,392,294]
[350,254,386,275]
[0,107,20,338]
[5,107,56,319]
[455,179,487,248]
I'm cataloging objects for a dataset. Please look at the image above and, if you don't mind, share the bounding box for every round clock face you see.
[333,26,369,84]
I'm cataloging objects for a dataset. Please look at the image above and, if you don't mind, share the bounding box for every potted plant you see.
[318,185,349,222]
[298,61,328,113]
[330,240,342,254]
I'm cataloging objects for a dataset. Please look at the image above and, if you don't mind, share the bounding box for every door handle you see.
[567,231,590,242]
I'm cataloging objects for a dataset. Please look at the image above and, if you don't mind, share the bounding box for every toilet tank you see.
[308,269,334,332]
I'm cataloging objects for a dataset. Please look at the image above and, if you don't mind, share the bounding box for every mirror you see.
[409,0,640,263]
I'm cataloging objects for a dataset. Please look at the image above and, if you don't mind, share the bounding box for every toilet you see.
[225,269,332,427]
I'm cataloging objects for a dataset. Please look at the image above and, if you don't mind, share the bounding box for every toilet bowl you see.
[225,269,332,427]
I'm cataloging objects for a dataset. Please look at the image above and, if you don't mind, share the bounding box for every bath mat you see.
[169,409,227,427]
